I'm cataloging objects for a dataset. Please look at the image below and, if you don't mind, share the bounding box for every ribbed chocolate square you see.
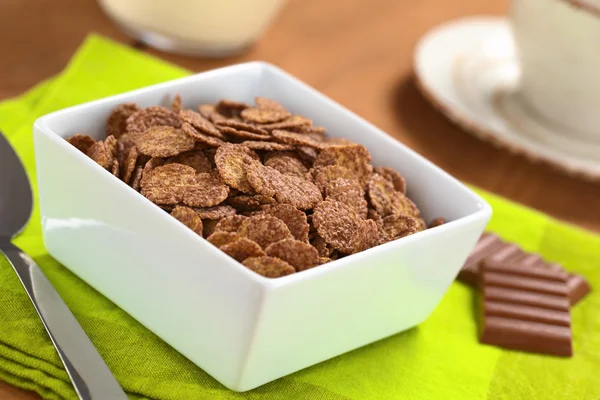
[458,233,503,285]
[479,262,572,357]
[459,234,591,305]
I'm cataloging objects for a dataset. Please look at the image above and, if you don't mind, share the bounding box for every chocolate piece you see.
[546,263,591,305]
[479,263,573,357]
[484,243,525,265]
[483,262,570,296]
[480,317,572,357]
[484,301,570,326]
[567,274,591,305]
[484,261,570,282]
[484,286,570,311]
[459,234,591,305]
[514,253,545,268]
[458,233,503,285]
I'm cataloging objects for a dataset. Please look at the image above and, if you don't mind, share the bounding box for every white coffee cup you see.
[99,0,286,57]
[511,0,600,140]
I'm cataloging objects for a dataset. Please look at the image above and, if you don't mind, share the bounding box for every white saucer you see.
[414,17,600,181]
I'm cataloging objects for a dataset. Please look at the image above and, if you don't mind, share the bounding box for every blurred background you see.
[0,0,598,233]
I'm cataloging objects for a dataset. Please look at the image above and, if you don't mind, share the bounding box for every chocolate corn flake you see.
[171,205,203,236]
[106,103,140,138]
[207,231,241,247]
[242,256,296,278]
[367,208,383,224]
[310,165,356,195]
[263,151,308,167]
[271,129,328,149]
[239,141,295,151]
[310,235,334,257]
[265,239,319,271]
[202,148,218,167]
[324,137,356,146]
[193,205,237,220]
[254,96,288,112]
[166,150,212,173]
[130,165,143,191]
[241,210,263,218]
[198,104,227,123]
[243,160,281,198]
[142,157,165,178]
[87,141,110,169]
[429,217,446,228]
[305,132,328,143]
[380,214,419,242]
[214,215,248,233]
[220,238,266,262]
[238,214,294,249]
[295,146,318,163]
[140,163,197,205]
[215,144,260,193]
[325,178,368,219]
[120,145,139,184]
[264,153,308,178]
[227,194,276,211]
[117,133,137,155]
[259,115,312,131]
[318,257,331,265]
[133,126,195,157]
[299,125,327,135]
[228,188,240,196]
[398,195,420,218]
[126,106,182,134]
[183,173,230,208]
[367,173,418,217]
[307,215,315,230]
[67,134,96,154]
[369,185,400,216]
[171,94,183,113]
[202,219,220,237]
[110,159,120,176]
[215,120,269,136]
[304,133,327,143]
[374,166,406,194]
[181,122,225,147]
[104,135,118,166]
[353,219,380,253]
[180,109,223,138]
[227,188,244,196]
[260,204,310,242]
[216,99,250,116]
[241,107,290,124]
[218,126,272,141]
[312,200,364,254]
[314,144,373,188]
[274,174,323,210]
[245,159,322,210]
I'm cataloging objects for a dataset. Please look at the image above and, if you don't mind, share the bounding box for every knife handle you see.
[0,242,128,400]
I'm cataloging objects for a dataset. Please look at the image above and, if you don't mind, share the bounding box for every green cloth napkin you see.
[1,34,599,400]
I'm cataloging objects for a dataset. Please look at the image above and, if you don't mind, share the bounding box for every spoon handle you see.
[0,242,128,400]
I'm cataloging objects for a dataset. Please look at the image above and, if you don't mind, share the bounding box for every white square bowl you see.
[33,62,491,392]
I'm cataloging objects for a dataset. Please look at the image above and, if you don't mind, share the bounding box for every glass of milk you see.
[99,0,287,57]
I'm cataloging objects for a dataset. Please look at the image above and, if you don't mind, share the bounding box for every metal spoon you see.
[0,131,128,400]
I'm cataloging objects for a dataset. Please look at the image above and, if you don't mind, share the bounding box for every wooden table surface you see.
[1,0,599,398]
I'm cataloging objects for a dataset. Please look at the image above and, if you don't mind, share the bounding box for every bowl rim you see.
[33,61,492,289]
